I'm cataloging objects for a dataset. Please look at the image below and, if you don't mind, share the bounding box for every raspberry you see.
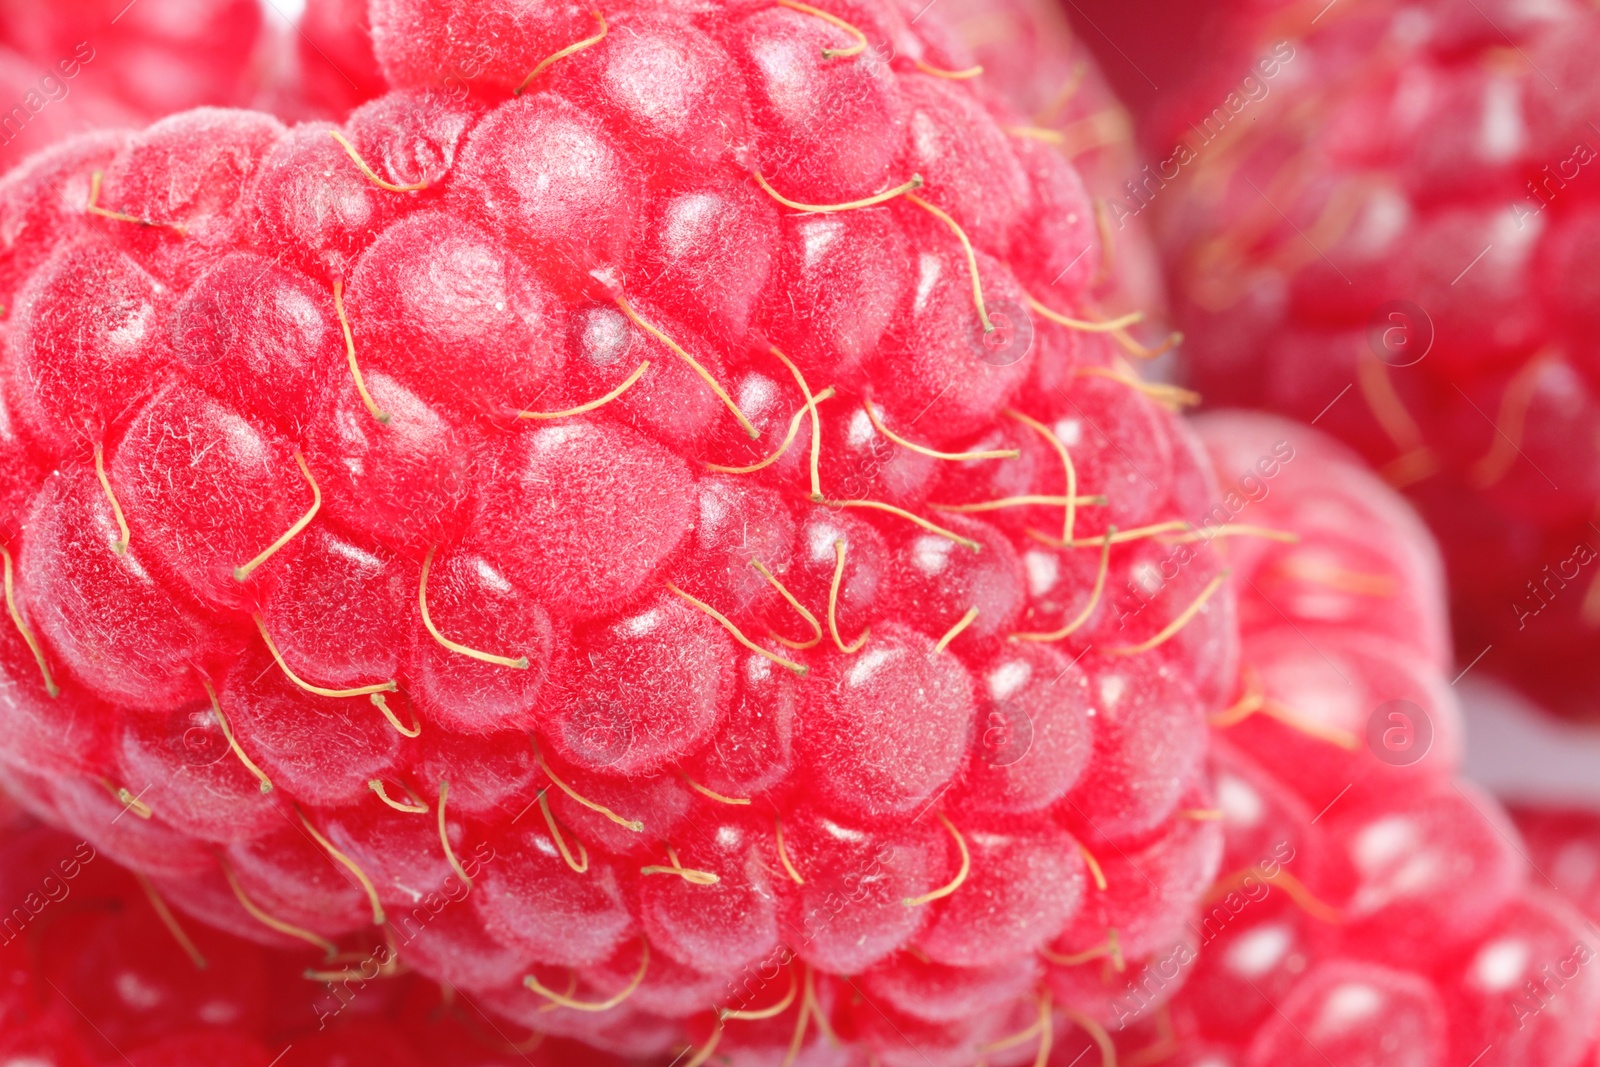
[1149,1,1600,717]
[0,1,1233,1061]
[1145,411,1600,1067]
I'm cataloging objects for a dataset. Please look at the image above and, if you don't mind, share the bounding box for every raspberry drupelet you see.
[0,1,1235,1062]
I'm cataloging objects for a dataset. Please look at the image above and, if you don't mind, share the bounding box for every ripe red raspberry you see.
[1147,1,1600,717]
[1133,412,1600,1067]
[0,1,1234,1061]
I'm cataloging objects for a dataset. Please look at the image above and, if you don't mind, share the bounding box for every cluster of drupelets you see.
[1156,0,1600,718]
[1127,413,1600,1067]
[0,1,1254,1065]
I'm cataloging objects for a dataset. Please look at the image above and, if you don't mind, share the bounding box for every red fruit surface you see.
[0,804,650,1066]
[1133,412,1598,1067]
[936,0,1172,327]
[1150,0,1600,717]
[0,1,1230,1061]
[0,0,265,170]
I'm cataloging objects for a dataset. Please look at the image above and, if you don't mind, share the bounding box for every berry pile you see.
[1135,411,1600,1067]
[1148,0,1600,716]
[0,1,1236,1061]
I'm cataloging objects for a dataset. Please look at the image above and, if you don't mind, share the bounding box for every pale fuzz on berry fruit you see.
[915,815,1088,968]
[405,543,555,735]
[221,646,405,807]
[733,6,906,204]
[259,526,413,692]
[21,465,236,709]
[949,640,1095,815]
[638,813,780,974]
[111,378,309,611]
[451,94,642,300]
[303,368,484,551]
[678,647,799,801]
[320,801,468,909]
[405,728,537,820]
[761,205,912,386]
[549,594,734,774]
[557,298,733,452]
[170,253,340,437]
[117,705,278,844]
[98,109,285,288]
[799,622,976,819]
[547,12,752,177]
[225,824,372,938]
[48,773,213,880]
[399,904,534,995]
[635,178,779,341]
[346,209,564,421]
[860,952,1042,1025]
[871,242,1031,440]
[1055,800,1223,964]
[542,754,694,858]
[466,418,697,618]
[13,236,172,449]
[0,130,128,311]
[474,822,633,969]
[582,945,729,1020]
[776,803,949,974]
[369,0,594,97]
[880,516,1025,641]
